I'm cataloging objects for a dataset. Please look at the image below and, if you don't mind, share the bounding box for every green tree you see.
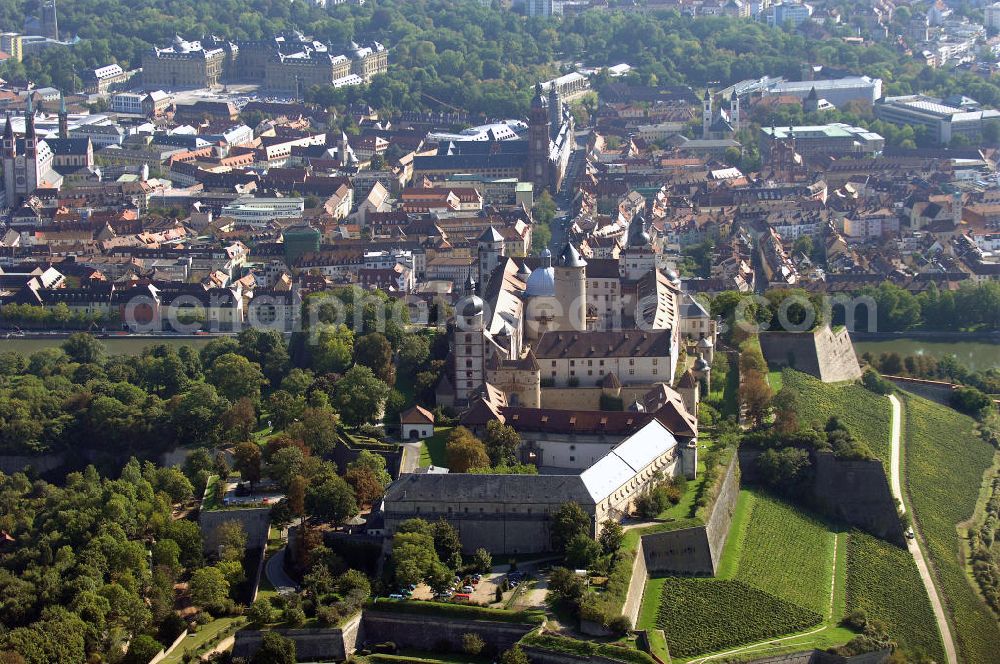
[484,420,520,467]
[286,405,339,455]
[206,353,265,403]
[233,442,263,492]
[252,631,296,664]
[305,474,358,524]
[446,427,490,472]
[61,333,106,364]
[565,533,601,569]
[123,635,163,664]
[500,646,530,664]
[598,519,624,555]
[551,502,591,553]
[472,547,492,573]
[247,597,275,628]
[432,518,464,570]
[188,566,230,614]
[332,365,390,427]
[354,332,396,385]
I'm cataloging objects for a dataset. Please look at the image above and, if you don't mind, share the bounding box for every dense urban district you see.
[0,1,998,664]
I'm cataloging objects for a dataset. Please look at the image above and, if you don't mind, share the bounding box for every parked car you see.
[461,585,474,593]
[905,527,915,539]
[388,594,404,600]
[453,593,471,602]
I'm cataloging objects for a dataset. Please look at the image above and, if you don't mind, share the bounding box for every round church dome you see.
[524,266,555,297]
[459,295,484,318]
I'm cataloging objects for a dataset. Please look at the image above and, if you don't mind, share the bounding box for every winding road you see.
[887,394,957,664]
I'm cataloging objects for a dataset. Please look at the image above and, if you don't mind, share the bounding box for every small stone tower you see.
[729,90,740,132]
[553,242,587,332]
[477,225,505,289]
[803,86,819,113]
[454,290,486,404]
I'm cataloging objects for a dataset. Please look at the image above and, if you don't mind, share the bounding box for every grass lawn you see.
[783,369,892,470]
[645,629,670,662]
[418,426,453,468]
[846,530,944,660]
[713,489,756,580]
[901,393,1000,664]
[160,616,246,664]
[767,370,783,393]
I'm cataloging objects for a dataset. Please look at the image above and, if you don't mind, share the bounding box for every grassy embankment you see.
[901,393,1000,664]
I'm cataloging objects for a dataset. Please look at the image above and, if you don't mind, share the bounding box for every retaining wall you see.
[231,613,362,662]
[739,449,904,546]
[883,375,955,405]
[622,537,648,627]
[640,456,740,575]
[521,645,644,664]
[360,611,536,653]
[198,506,271,554]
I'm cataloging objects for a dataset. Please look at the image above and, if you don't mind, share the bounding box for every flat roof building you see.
[759,123,885,157]
[875,95,1000,145]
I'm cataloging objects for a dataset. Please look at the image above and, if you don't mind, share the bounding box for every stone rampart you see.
[198,506,271,553]
[739,449,904,546]
[521,645,644,664]
[360,611,535,652]
[759,327,862,383]
[231,613,362,661]
[640,456,740,575]
[883,375,955,405]
[622,538,648,627]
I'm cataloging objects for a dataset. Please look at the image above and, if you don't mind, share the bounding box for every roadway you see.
[887,394,957,664]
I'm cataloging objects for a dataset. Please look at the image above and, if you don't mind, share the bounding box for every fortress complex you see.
[442,211,715,406]
[383,418,694,554]
[143,33,387,91]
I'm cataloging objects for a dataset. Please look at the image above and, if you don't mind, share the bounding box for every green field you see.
[846,530,944,660]
[782,369,892,469]
[901,394,1000,664]
[732,492,837,615]
[418,426,453,467]
[639,489,846,660]
[652,578,822,658]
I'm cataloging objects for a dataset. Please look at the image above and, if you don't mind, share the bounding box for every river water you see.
[852,338,1000,373]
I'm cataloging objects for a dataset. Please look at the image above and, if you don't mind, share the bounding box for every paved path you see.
[888,394,957,664]
[265,546,299,592]
[399,442,421,475]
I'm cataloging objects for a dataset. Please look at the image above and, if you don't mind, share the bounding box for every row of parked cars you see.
[387,573,486,602]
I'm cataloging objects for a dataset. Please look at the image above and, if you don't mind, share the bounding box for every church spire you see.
[2,113,14,158]
[58,90,68,139]
[24,94,35,156]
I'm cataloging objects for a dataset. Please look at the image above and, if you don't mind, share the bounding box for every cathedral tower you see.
[527,82,551,192]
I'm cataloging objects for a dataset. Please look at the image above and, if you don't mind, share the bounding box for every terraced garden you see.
[652,578,822,658]
[846,530,944,661]
[640,490,841,659]
[901,394,1000,664]
[781,369,892,468]
[733,492,837,615]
